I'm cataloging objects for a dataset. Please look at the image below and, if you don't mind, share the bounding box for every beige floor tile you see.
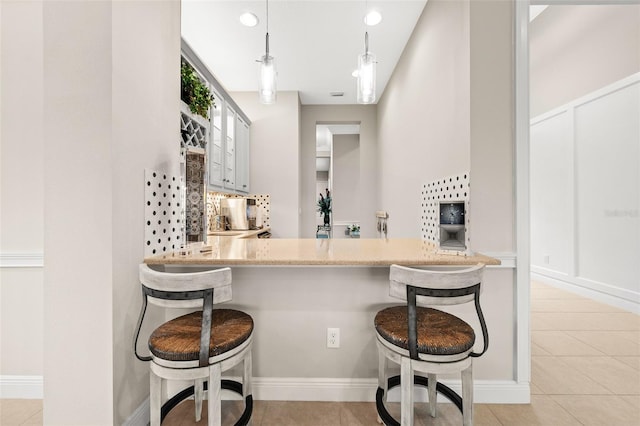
[537,312,640,331]
[532,330,605,356]
[0,399,43,426]
[530,287,584,300]
[261,401,342,425]
[618,330,640,343]
[530,313,557,331]
[338,402,380,425]
[471,404,503,426]
[162,398,265,426]
[551,395,640,426]
[487,395,581,425]
[531,298,626,313]
[615,356,640,370]
[530,382,544,395]
[563,356,640,395]
[531,342,552,356]
[531,356,611,395]
[620,394,640,408]
[373,401,471,426]
[567,330,640,356]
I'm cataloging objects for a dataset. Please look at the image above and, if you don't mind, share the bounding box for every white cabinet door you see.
[208,90,224,188]
[235,116,250,193]
[223,106,236,190]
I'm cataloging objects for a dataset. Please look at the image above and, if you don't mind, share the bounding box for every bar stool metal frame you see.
[375,263,488,426]
[134,264,253,426]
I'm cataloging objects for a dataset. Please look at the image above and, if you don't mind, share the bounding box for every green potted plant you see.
[181,61,214,119]
[317,188,332,226]
[350,224,360,238]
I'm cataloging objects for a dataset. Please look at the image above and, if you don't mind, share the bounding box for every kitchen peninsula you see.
[142,238,516,404]
[145,237,500,267]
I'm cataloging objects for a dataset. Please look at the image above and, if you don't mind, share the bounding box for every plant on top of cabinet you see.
[181,61,214,119]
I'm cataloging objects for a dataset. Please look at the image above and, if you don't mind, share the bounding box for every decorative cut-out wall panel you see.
[207,192,271,231]
[144,169,183,257]
[421,172,471,255]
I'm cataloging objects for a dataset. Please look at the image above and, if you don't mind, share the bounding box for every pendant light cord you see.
[364,0,368,55]
[265,0,270,56]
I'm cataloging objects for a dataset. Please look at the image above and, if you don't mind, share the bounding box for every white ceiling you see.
[181,1,428,105]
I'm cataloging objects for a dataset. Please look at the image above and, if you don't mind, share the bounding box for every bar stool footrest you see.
[375,375,462,426]
[161,379,253,426]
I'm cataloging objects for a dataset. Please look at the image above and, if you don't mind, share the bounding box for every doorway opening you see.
[315,123,361,238]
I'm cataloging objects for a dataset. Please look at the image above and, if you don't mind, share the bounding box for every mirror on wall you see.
[315,124,361,238]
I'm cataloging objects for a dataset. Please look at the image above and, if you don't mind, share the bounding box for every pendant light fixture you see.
[258,0,276,104]
[357,1,376,104]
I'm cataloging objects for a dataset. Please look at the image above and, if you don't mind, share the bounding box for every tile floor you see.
[2,280,638,425]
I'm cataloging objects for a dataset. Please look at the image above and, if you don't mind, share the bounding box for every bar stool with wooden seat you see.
[134,264,253,426]
[375,263,488,426]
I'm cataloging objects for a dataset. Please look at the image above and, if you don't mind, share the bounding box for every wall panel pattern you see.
[421,172,471,254]
[144,169,184,257]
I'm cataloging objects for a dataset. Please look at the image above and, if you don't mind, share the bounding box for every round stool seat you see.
[149,309,253,362]
[375,306,475,356]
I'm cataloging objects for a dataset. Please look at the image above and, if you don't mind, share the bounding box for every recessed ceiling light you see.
[364,10,382,26]
[239,12,259,27]
[352,70,359,78]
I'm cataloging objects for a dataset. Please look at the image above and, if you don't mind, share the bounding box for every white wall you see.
[230,91,301,238]
[531,77,640,308]
[1,3,181,420]
[377,0,471,238]
[530,5,640,117]
[530,5,640,310]
[111,1,181,423]
[301,105,377,238]
[0,0,44,390]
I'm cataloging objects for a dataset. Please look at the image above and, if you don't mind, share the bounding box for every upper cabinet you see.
[181,39,251,195]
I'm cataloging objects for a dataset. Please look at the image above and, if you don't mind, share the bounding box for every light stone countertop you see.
[144,238,500,266]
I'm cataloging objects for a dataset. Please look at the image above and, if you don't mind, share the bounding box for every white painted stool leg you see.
[194,378,204,422]
[461,363,473,426]
[376,348,388,424]
[427,373,437,418]
[400,357,414,426]
[244,349,253,424]
[150,369,162,426]
[208,364,222,426]
[378,349,388,401]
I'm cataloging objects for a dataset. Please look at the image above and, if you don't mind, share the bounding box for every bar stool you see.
[374,263,488,426]
[134,264,253,426]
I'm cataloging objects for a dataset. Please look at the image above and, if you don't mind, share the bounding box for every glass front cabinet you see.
[182,41,251,196]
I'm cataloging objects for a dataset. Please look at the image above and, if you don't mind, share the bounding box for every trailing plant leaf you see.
[181,61,214,119]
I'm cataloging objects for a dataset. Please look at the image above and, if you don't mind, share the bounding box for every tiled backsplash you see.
[207,192,271,231]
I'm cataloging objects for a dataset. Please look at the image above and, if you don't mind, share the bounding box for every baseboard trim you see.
[531,270,640,313]
[123,397,149,426]
[0,375,43,399]
[251,377,529,404]
[125,377,529,422]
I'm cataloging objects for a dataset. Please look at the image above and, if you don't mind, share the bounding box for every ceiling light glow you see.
[240,12,259,27]
[364,10,382,26]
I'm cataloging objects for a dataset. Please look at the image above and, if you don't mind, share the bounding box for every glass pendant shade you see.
[259,54,277,104]
[357,51,376,104]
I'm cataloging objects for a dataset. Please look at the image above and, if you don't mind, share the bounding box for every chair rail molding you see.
[0,252,44,268]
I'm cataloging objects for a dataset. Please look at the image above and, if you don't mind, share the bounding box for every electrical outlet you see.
[327,328,340,348]
[543,255,550,265]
